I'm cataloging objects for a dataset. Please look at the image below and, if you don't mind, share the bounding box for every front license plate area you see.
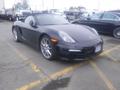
[95,45,101,53]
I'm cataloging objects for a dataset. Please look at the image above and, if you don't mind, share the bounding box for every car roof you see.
[103,11,120,17]
[108,10,120,13]
[30,12,60,16]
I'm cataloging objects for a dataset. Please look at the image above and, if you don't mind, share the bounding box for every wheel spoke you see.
[40,37,53,59]
[46,50,52,56]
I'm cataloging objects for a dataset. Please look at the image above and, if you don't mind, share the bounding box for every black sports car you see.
[12,14,103,60]
[72,11,120,38]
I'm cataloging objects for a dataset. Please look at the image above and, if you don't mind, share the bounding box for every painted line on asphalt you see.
[6,42,29,61]
[16,63,82,90]
[101,45,120,56]
[100,45,120,62]
[106,53,119,62]
[7,42,119,90]
[6,42,49,78]
[90,61,116,90]
[7,42,83,90]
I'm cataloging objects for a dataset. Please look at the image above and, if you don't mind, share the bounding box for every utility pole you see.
[42,0,44,10]
[97,0,100,10]
[3,0,5,9]
[53,0,54,9]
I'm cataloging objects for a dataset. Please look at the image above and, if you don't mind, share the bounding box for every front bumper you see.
[56,42,103,59]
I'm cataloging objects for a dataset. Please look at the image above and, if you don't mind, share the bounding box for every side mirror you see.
[29,20,37,28]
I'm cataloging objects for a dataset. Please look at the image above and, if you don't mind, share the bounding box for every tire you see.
[40,35,58,60]
[16,17,19,21]
[12,27,20,42]
[9,17,12,21]
[113,27,120,39]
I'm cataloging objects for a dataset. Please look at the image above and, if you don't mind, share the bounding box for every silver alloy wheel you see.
[40,37,52,59]
[113,28,120,39]
[16,17,19,21]
[12,29,18,41]
[9,17,12,21]
[116,31,120,36]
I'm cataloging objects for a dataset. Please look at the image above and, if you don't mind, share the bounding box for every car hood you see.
[45,24,100,43]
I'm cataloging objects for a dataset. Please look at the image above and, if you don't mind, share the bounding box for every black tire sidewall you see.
[40,35,57,60]
[113,27,120,39]
[12,28,20,42]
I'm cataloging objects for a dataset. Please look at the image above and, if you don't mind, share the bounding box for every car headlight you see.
[59,31,75,43]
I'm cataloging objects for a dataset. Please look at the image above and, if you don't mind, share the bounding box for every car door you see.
[98,12,119,34]
[21,16,40,47]
[77,13,104,32]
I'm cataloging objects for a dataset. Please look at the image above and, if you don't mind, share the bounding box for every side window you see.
[90,13,102,20]
[25,16,35,25]
[101,13,119,21]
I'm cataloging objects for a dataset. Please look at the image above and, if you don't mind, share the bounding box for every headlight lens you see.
[59,31,75,43]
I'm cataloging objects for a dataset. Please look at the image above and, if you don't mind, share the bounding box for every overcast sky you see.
[4,0,120,11]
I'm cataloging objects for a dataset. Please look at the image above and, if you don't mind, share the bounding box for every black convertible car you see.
[73,11,120,38]
[12,14,103,60]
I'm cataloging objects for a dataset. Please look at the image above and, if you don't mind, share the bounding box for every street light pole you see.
[3,0,5,9]
[42,0,44,10]
[53,0,54,9]
[97,0,100,10]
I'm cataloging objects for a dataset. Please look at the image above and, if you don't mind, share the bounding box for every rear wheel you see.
[16,17,19,21]
[12,28,20,42]
[113,27,120,39]
[40,35,57,60]
[9,17,12,21]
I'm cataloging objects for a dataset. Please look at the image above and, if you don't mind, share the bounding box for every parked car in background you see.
[64,11,81,21]
[49,9,66,18]
[0,9,13,20]
[11,9,32,21]
[0,9,32,21]
[64,10,89,22]
[12,14,103,60]
[72,11,120,38]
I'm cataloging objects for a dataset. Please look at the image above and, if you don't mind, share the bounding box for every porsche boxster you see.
[12,13,103,60]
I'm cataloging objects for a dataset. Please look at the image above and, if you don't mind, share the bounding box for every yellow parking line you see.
[16,63,82,90]
[7,42,119,90]
[30,63,41,73]
[6,42,49,79]
[16,80,41,90]
[101,45,120,56]
[106,53,118,62]
[90,61,116,90]
[6,42,29,60]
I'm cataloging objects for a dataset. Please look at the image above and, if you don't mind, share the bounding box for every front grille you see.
[82,47,95,54]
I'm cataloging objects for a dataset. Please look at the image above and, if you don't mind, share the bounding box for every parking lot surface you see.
[0,21,120,90]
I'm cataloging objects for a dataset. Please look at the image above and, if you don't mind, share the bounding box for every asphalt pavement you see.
[0,21,120,90]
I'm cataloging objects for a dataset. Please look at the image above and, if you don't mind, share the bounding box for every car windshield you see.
[35,14,69,25]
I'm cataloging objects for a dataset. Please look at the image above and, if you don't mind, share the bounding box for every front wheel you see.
[113,27,120,39]
[40,35,57,60]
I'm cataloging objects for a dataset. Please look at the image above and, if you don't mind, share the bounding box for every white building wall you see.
[0,0,4,9]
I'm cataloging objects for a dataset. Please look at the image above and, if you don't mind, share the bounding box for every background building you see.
[0,0,4,9]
